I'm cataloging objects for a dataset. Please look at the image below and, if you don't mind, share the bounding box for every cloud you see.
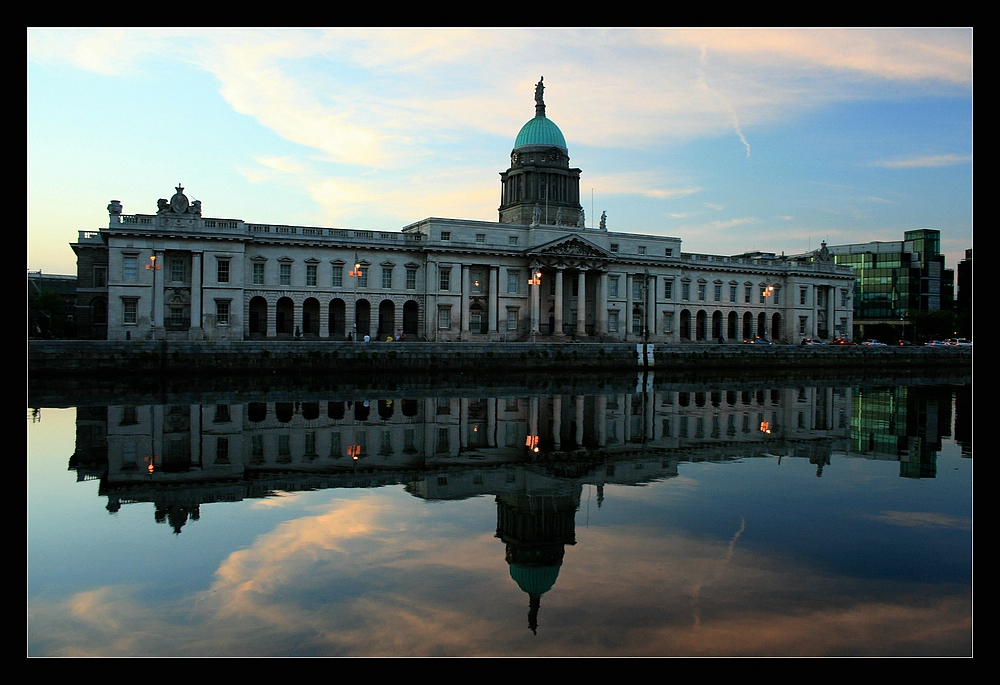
[872,511,971,529]
[871,154,971,169]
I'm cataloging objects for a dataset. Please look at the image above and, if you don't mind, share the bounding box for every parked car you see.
[897,339,916,346]
[861,340,887,347]
[832,337,858,346]
[743,337,774,345]
[924,340,949,348]
[947,338,972,347]
[800,338,827,346]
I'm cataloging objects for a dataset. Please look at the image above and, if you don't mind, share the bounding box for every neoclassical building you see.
[72,78,855,343]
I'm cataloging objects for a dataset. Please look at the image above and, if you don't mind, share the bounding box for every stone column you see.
[596,272,608,335]
[625,274,634,341]
[597,395,608,446]
[489,267,498,333]
[529,396,539,449]
[575,395,585,447]
[319,297,329,338]
[622,393,631,442]
[462,265,471,339]
[487,397,496,447]
[645,390,655,441]
[267,296,278,338]
[153,249,165,338]
[190,252,203,339]
[552,395,562,451]
[531,266,540,335]
[577,271,587,336]
[460,397,469,449]
[554,268,564,336]
[647,274,656,338]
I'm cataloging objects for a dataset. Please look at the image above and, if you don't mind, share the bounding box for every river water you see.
[28,374,972,656]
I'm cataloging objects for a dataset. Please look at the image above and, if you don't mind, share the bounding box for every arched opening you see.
[355,299,371,339]
[302,298,320,338]
[712,311,723,340]
[247,402,267,423]
[771,313,782,342]
[403,300,419,337]
[679,309,691,340]
[728,311,738,340]
[758,312,768,339]
[275,402,294,423]
[378,300,395,339]
[276,297,294,338]
[329,299,346,338]
[696,310,707,341]
[742,312,753,340]
[249,297,268,338]
[378,400,394,420]
[355,401,370,422]
[327,401,345,420]
[401,399,418,417]
[301,402,319,421]
[632,307,643,336]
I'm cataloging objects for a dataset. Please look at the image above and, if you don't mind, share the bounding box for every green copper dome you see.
[514,115,567,151]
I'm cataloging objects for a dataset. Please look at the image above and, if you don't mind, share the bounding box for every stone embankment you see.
[29,340,972,378]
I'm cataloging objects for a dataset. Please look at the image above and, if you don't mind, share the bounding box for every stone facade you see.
[74,82,855,343]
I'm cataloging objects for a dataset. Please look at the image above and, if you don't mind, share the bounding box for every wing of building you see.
[71,78,856,344]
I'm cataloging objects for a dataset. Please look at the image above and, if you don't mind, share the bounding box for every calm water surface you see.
[28,378,972,656]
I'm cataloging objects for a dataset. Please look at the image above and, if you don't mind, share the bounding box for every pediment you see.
[530,236,611,259]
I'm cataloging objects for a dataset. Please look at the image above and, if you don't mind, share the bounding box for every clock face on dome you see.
[512,152,519,164]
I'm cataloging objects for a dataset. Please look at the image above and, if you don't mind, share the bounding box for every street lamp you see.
[349,255,363,341]
[528,270,542,342]
[762,283,774,340]
[146,254,161,337]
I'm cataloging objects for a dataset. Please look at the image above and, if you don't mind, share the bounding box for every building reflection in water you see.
[66,378,968,632]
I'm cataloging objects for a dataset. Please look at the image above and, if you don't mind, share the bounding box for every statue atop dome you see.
[534,76,545,118]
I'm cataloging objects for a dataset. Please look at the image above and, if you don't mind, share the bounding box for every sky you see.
[28,28,972,275]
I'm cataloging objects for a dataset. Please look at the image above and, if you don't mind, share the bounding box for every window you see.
[664,312,674,333]
[253,262,265,285]
[280,263,291,285]
[760,287,767,304]
[440,267,451,291]
[609,276,619,299]
[664,279,673,299]
[633,311,642,335]
[305,432,317,456]
[509,235,518,246]
[123,298,138,325]
[841,289,848,307]
[438,306,451,329]
[216,300,230,326]
[698,283,706,301]
[121,406,137,425]
[745,285,752,303]
[441,231,451,241]
[476,233,486,243]
[331,265,343,288]
[170,259,184,282]
[610,243,619,253]
[682,282,690,300]
[506,308,519,331]
[799,316,808,335]
[633,279,644,301]
[278,434,291,461]
[730,285,737,302]
[215,437,229,464]
[638,246,646,255]
[608,311,619,332]
[664,248,673,257]
[507,270,519,294]
[330,432,341,458]
[124,256,137,282]
[306,264,317,287]
[217,259,230,284]
[357,268,368,288]
[382,267,393,289]
[214,404,231,422]
[168,307,186,328]
[472,271,483,293]
[774,288,781,305]
[714,284,722,301]
[800,287,808,305]
[93,265,107,288]
[406,267,417,289]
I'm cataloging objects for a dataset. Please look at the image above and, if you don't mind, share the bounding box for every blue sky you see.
[28,28,972,274]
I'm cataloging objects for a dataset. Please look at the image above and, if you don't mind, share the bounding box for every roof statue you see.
[534,76,545,118]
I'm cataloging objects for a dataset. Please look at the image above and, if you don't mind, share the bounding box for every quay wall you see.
[29,340,972,377]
